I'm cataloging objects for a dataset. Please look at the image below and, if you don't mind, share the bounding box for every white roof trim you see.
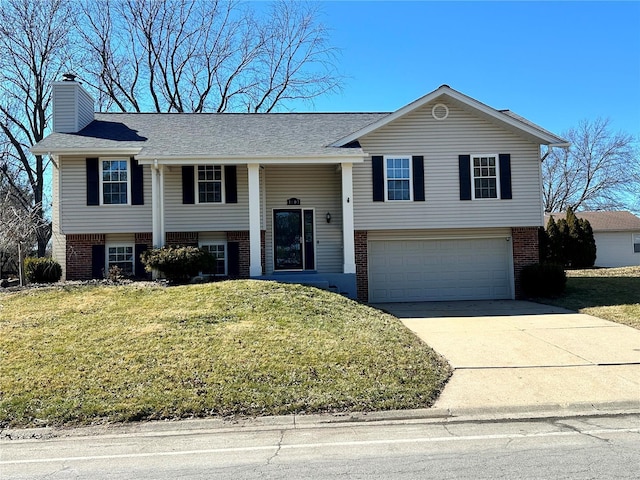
[29,146,143,156]
[136,154,367,166]
[329,85,568,147]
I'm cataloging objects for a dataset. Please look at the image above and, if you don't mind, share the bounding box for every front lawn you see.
[0,281,451,428]
[536,266,640,329]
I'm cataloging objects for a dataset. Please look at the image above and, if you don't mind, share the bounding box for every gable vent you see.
[432,103,449,120]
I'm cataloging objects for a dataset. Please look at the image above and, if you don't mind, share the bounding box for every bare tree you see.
[0,166,38,282]
[0,0,76,256]
[542,118,639,213]
[77,0,341,113]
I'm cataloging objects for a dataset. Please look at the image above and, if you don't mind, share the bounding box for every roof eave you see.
[29,146,143,156]
[136,153,368,165]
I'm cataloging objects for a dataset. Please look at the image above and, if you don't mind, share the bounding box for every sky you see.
[288,1,640,139]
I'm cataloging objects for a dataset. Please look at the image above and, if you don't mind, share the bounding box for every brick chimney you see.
[52,74,95,133]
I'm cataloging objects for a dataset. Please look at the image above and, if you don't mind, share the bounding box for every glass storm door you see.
[274,209,315,271]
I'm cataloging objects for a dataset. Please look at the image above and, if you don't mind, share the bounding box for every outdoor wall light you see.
[326,212,331,223]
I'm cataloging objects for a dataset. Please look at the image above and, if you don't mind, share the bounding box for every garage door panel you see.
[369,238,512,302]
[406,272,422,282]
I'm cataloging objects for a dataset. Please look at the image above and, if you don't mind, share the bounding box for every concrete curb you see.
[2,401,638,441]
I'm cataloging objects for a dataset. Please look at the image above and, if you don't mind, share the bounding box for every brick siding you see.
[165,231,198,247]
[354,230,368,302]
[135,232,153,249]
[512,227,539,299]
[226,230,265,278]
[65,234,105,280]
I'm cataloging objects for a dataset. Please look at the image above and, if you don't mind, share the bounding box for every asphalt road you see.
[2,413,639,479]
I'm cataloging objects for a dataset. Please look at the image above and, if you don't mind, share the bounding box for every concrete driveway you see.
[373,301,640,413]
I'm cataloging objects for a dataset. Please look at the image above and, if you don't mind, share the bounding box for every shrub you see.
[24,257,62,284]
[520,263,567,298]
[140,246,214,283]
[107,265,126,282]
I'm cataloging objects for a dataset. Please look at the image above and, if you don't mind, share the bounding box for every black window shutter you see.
[224,165,237,203]
[499,154,512,199]
[227,242,240,277]
[372,155,384,202]
[86,158,99,205]
[131,158,144,205]
[412,155,425,201]
[134,244,149,279]
[182,166,195,204]
[91,244,105,279]
[458,155,472,201]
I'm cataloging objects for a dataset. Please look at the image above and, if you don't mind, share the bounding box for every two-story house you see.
[31,79,568,302]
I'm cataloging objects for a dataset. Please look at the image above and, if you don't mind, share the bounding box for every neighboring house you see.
[545,211,640,268]
[32,79,569,302]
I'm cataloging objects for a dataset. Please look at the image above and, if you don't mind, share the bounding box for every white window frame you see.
[99,158,131,206]
[106,243,135,276]
[471,154,501,200]
[383,155,413,202]
[633,233,640,254]
[196,165,225,204]
[199,241,228,276]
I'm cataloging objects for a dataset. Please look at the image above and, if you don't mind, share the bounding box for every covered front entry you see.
[273,209,315,271]
[368,237,513,302]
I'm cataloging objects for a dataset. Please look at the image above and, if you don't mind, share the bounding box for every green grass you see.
[536,266,640,329]
[0,280,451,428]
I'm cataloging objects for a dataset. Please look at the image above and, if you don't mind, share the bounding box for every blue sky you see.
[293,1,640,138]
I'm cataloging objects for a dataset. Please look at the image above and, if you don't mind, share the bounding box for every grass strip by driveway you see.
[0,280,451,428]
[536,266,640,329]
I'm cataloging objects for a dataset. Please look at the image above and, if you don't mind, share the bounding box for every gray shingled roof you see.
[33,112,389,158]
[545,211,640,231]
[499,110,567,144]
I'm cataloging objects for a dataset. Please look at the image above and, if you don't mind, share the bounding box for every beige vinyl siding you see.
[51,83,94,133]
[59,156,152,233]
[355,100,544,230]
[264,164,342,274]
[52,86,78,133]
[51,160,66,278]
[163,165,250,232]
[105,233,135,244]
[199,232,227,243]
[77,87,94,131]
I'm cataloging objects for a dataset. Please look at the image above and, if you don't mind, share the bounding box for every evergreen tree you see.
[557,217,570,266]
[545,216,565,265]
[565,206,581,267]
[538,226,549,263]
[545,208,597,268]
[577,218,597,267]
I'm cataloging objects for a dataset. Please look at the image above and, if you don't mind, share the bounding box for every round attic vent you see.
[431,103,449,120]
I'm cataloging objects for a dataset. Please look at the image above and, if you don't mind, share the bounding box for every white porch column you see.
[341,162,356,274]
[248,163,262,277]
[159,165,165,244]
[151,162,166,248]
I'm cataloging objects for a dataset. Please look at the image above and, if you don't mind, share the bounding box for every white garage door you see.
[369,238,512,302]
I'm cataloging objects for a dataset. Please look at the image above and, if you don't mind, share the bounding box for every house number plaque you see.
[287,198,301,205]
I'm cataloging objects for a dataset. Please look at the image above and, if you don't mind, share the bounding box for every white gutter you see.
[135,154,368,165]
[29,146,143,156]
